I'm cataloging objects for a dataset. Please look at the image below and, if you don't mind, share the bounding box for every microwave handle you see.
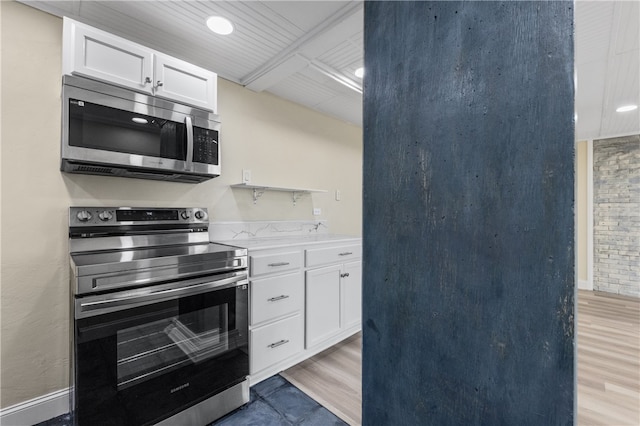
[185,116,194,171]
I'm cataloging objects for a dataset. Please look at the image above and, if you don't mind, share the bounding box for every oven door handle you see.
[76,273,247,318]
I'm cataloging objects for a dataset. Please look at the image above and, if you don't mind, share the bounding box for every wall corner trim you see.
[586,139,594,292]
[0,388,69,426]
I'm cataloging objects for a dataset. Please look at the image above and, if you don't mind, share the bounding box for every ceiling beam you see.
[242,1,363,92]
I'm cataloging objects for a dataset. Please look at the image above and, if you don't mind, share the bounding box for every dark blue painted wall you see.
[362,2,574,425]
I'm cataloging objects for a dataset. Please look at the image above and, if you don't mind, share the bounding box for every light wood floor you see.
[577,290,640,425]
[282,290,640,426]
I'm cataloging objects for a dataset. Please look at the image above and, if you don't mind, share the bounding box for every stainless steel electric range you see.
[68,207,249,426]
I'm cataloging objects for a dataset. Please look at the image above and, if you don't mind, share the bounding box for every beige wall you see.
[576,141,588,282]
[0,1,362,408]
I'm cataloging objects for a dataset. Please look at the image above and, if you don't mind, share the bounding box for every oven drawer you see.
[305,244,362,267]
[251,272,303,325]
[250,314,303,374]
[250,250,302,277]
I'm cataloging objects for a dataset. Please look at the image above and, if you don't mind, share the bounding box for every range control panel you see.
[69,207,208,227]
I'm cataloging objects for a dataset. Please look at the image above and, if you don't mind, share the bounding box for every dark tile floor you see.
[35,375,347,426]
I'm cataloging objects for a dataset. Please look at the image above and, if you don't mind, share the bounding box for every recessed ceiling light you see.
[354,67,364,79]
[206,16,234,35]
[616,104,638,113]
[132,117,148,124]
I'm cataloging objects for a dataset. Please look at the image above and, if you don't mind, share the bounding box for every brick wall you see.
[593,135,640,297]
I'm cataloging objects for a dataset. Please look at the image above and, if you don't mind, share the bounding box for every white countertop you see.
[214,234,361,250]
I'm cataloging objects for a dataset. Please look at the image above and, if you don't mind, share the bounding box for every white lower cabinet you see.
[251,272,303,326]
[341,261,363,330]
[250,313,303,374]
[305,260,362,349]
[248,248,304,379]
[247,240,361,384]
[305,265,342,348]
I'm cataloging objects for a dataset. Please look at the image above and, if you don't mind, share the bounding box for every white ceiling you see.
[20,0,640,140]
[575,0,639,140]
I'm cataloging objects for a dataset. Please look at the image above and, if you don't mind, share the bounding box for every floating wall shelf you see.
[231,183,327,205]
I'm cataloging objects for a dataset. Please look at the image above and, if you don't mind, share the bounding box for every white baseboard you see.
[578,279,592,291]
[0,388,69,426]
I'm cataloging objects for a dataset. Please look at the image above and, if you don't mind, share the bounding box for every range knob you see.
[76,210,92,222]
[194,210,207,220]
[98,210,113,222]
[180,211,191,220]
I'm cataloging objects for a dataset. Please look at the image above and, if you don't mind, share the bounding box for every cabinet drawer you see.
[250,314,303,374]
[305,244,362,267]
[250,251,301,277]
[251,272,303,325]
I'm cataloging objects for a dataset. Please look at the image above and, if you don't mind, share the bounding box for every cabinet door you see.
[64,18,153,93]
[341,261,362,330]
[305,265,341,348]
[153,54,217,111]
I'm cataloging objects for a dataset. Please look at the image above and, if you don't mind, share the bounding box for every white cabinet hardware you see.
[268,339,290,349]
[268,295,290,302]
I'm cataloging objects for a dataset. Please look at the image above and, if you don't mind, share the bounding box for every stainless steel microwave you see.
[61,75,221,183]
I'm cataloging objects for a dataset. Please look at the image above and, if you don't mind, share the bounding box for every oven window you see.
[117,304,230,389]
[68,99,187,160]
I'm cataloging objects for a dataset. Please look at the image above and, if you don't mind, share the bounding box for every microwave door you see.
[62,83,193,175]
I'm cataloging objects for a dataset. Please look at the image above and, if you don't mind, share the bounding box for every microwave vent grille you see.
[73,165,115,175]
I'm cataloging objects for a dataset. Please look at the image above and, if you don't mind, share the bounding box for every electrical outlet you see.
[335,189,341,201]
[242,169,252,184]
[313,208,322,216]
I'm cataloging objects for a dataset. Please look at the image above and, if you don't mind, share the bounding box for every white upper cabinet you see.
[64,20,154,94]
[153,54,217,112]
[63,18,217,112]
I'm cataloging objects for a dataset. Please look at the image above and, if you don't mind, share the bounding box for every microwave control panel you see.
[193,127,219,165]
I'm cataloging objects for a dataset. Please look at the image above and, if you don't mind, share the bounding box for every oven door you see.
[73,271,248,426]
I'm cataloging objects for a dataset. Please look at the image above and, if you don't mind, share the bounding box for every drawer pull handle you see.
[340,273,350,278]
[338,252,353,256]
[268,295,290,302]
[268,262,290,267]
[268,339,290,349]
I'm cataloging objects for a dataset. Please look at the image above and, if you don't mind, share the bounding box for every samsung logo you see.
[170,383,190,394]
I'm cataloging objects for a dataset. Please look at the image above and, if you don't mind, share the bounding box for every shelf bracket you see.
[252,188,265,204]
[292,191,304,206]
